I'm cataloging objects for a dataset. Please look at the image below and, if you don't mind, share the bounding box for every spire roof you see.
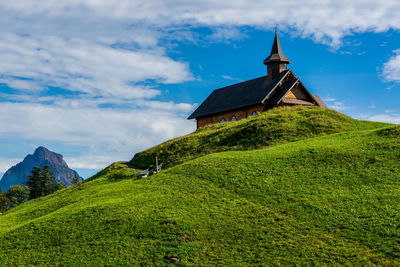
[263,30,290,65]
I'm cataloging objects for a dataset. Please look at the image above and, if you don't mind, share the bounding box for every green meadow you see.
[131,106,387,169]
[1,106,399,265]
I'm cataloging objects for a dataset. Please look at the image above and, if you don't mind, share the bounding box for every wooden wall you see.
[196,104,264,129]
[284,84,308,100]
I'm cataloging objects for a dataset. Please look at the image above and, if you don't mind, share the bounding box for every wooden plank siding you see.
[196,104,264,129]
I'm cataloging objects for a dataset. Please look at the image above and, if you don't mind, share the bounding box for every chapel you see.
[188,31,327,129]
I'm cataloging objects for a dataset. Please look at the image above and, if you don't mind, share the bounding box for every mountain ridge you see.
[0,146,82,191]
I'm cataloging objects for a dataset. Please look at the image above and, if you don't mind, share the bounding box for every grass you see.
[0,107,398,265]
[130,106,388,169]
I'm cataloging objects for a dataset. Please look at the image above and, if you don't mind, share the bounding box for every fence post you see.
[156,156,159,172]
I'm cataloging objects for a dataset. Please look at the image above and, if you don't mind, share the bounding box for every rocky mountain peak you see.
[30,146,63,165]
[0,147,82,191]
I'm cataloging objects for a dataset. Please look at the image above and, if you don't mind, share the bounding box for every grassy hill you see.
[130,106,388,169]
[0,107,399,265]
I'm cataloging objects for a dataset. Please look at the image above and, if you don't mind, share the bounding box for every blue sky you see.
[1,1,400,178]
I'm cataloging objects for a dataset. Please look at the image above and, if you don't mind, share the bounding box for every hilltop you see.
[131,106,387,169]
[0,106,399,265]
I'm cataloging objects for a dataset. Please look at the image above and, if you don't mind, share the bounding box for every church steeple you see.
[263,30,290,80]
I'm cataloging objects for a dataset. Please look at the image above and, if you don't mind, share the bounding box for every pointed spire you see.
[263,30,290,65]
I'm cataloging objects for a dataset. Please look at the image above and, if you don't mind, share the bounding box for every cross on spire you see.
[263,30,290,65]
[263,30,290,80]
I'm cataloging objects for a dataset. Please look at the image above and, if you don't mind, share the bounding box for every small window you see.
[252,111,257,117]
[220,118,226,123]
[231,115,237,121]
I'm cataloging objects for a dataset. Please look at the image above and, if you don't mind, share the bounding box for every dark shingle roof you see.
[188,70,290,119]
[312,95,328,108]
[268,78,299,105]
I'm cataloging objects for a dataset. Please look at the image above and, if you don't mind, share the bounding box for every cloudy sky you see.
[1,0,400,178]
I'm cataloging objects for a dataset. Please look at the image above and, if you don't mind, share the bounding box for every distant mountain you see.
[0,146,82,191]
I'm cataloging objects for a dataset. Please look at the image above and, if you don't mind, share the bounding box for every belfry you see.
[188,31,327,129]
[264,30,291,80]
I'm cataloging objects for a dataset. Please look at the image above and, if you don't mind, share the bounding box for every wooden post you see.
[155,156,159,172]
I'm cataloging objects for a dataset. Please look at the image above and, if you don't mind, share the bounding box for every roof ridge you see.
[261,69,292,103]
[214,69,289,92]
[212,75,266,92]
[187,70,292,120]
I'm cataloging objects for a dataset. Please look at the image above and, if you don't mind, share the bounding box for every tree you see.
[6,185,30,207]
[72,173,80,185]
[26,165,57,200]
[0,191,10,213]
[55,182,65,191]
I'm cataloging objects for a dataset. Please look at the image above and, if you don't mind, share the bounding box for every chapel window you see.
[252,111,257,117]
[220,118,226,123]
[231,115,237,121]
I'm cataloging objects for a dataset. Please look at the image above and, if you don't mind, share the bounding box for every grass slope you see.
[0,124,399,265]
[130,106,388,169]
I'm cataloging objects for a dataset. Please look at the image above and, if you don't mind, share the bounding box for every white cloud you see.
[0,157,20,174]
[207,27,248,43]
[65,155,119,170]
[0,0,399,99]
[134,100,195,113]
[221,75,243,82]
[322,97,352,111]
[369,114,400,124]
[329,101,353,111]
[1,0,400,173]
[1,1,400,47]
[0,100,195,171]
[382,49,400,83]
[0,33,192,99]
[323,97,336,102]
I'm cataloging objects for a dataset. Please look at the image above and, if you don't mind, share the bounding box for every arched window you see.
[231,115,237,121]
[220,118,226,123]
[252,111,257,117]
